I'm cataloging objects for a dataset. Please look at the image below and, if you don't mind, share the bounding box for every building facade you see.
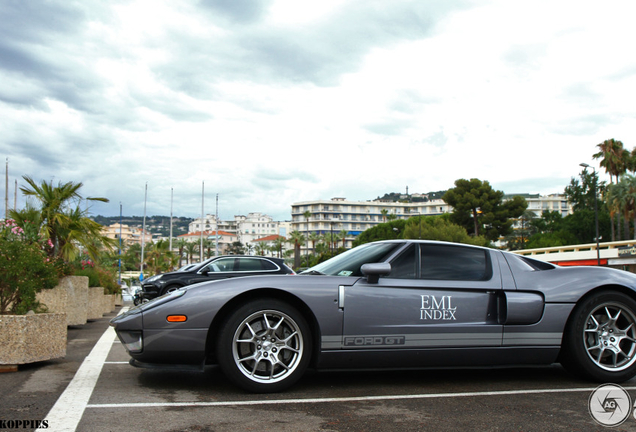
[291,197,451,250]
[188,212,291,252]
[292,194,573,250]
[101,223,153,246]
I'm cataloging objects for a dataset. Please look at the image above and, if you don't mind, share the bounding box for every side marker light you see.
[167,315,187,322]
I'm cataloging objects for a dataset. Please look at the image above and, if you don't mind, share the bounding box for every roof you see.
[178,230,236,238]
[253,234,285,242]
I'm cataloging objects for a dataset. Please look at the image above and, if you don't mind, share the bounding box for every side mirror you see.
[361,263,391,284]
[200,268,209,276]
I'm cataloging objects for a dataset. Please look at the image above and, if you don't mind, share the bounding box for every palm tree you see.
[19,176,109,259]
[594,139,630,240]
[611,174,636,240]
[339,229,349,248]
[271,237,285,258]
[184,242,198,264]
[145,239,175,275]
[254,242,267,256]
[381,209,388,222]
[56,206,117,261]
[174,238,188,268]
[308,232,321,254]
[287,231,305,270]
[593,139,627,184]
[303,210,312,264]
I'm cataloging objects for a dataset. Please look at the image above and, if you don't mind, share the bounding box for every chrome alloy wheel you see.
[584,302,636,371]
[231,310,304,383]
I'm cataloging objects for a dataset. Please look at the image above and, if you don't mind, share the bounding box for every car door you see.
[187,257,238,284]
[342,243,503,351]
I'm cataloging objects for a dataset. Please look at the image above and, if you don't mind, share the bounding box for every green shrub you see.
[0,237,59,314]
[73,266,120,294]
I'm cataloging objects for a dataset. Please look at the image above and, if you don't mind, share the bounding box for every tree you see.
[184,242,198,264]
[352,219,407,246]
[286,231,305,270]
[271,237,285,258]
[19,176,110,260]
[443,179,527,241]
[227,241,245,255]
[593,139,627,183]
[174,238,188,268]
[505,209,538,250]
[339,229,349,248]
[402,215,489,246]
[564,169,606,212]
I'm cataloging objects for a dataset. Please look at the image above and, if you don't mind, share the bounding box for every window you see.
[388,245,417,279]
[420,244,491,281]
[203,257,235,272]
[236,258,278,272]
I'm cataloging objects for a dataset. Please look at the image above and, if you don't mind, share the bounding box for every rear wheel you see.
[216,299,312,393]
[561,291,636,382]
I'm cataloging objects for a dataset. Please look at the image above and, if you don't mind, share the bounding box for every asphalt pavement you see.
[4,305,636,431]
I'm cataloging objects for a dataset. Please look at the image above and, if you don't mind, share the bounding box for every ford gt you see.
[110,240,636,392]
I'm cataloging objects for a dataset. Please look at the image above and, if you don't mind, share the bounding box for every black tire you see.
[561,291,636,382]
[216,299,312,393]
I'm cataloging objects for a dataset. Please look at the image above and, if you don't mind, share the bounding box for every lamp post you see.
[580,163,601,266]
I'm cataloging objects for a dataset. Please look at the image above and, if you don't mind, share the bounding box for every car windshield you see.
[302,242,402,276]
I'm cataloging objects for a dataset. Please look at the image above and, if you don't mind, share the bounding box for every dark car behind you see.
[141,255,294,300]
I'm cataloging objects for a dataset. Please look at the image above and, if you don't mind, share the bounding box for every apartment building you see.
[188,212,291,250]
[291,194,573,249]
[101,223,153,245]
[291,197,451,249]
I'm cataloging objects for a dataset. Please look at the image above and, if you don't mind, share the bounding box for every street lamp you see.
[580,163,601,266]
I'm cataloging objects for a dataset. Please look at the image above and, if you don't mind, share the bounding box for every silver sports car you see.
[110,240,636,392]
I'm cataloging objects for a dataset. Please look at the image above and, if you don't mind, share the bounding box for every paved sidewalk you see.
[0,308,123,431]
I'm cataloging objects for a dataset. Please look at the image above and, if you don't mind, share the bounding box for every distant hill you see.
[375,191,446,202]
[91,215,193,237]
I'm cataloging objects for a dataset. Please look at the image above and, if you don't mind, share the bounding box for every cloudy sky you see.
[2,0,635,221]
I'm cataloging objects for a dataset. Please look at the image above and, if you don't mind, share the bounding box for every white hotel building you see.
[188,212,291,249]
[291,194,573,250]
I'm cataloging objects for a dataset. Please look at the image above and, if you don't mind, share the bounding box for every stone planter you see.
[87,287,104,320]
[115,293,123,306]
[103,294,115,314]
[36,276,88,326]
[0,313,67,368]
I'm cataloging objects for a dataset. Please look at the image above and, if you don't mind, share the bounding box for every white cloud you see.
[2,0,636,222]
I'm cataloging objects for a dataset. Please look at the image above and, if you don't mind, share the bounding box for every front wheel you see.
[561,291,636,382]
[216,299,312,393]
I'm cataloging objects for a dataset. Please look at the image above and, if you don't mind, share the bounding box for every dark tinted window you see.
[237,258,278,271]
[205,257,235,272]
[389,245,417,279]
[420,244,491,281]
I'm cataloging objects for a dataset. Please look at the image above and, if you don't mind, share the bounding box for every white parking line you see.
[86,386,636,409]
[37,308,128,432]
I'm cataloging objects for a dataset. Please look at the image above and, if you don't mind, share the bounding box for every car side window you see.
[236,258,278,272]
[205,258,235,272]
[388,245,417,279]
[420,244,492,281]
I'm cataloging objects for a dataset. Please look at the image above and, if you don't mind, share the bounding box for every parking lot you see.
[3,306,636,431]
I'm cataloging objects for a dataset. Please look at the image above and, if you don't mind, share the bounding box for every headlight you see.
[144,274,162,283]
[118,331,143,353]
